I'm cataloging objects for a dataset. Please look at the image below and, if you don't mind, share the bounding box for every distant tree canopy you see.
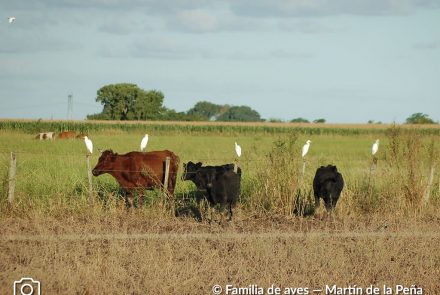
[290,117,310,123]
[87,83,165,120]
[87,84,263,122]
[313,118,326,123]
[368,120,382,124]
[186,101,225,121]
[405,113,436,124]
[217,106,262,122]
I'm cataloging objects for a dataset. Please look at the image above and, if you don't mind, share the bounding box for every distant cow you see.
[57,131,76,139]
[182,161,242,221]
[313,165,344,211]
[35,132,55,140]
[76,133,87,139]
[92,150,179,207]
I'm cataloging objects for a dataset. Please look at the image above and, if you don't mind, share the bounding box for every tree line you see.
[87,83,437,124]
[86,83,262,122]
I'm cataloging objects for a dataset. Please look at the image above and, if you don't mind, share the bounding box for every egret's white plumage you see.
[372,139,379,156]
[8,17,16,24]
[235,142,242,158]
[140,134,149,152]
[84,136,93,154]
[302,140,312,158]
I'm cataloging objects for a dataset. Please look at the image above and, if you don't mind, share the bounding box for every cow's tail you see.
[167,152,180,195]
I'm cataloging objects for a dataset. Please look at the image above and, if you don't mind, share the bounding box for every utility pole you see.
[67,93,73,120]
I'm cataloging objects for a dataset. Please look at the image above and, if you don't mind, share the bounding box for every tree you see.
[217,106,262,122]
[186,101,224,121]
[161,108,200,121]
[269,118,284,123]
[88,83,165,120]
[290,117,310,123]
[405,113,436,124]
[313,118,326,123]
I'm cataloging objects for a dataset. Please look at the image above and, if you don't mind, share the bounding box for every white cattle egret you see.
[302,140,311,158]
[140,134,149,151]
[84,136,93,154]
[372,139,379,156]
[235,142,242,158]
[8,17,16,24]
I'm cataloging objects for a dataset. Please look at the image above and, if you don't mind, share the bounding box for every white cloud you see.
[230,0,440,17]
[166,8,262,33]
[98,14,151,35]
[130,36,203,59]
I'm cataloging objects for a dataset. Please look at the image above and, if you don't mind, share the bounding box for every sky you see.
[1,0,439,123]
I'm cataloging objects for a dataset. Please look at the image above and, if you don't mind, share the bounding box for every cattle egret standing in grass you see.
[368,139,380,191]
[235,142,242,158]
[302,140,312,158]
[84,136,93,154]
[140,134,149,152]
[372,139,380,156]
[8,17,16,24]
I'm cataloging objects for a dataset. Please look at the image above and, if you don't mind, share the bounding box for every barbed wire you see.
[0,150,272,163]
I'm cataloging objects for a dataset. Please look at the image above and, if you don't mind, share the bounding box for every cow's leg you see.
[228,202,233,221]
[219,203,226,225]
[208,204,219,225]
[204,200,210,223]
[208,205,214,224]
[314,194,320,210]
[168,172,176,195]
[324,194,334,212]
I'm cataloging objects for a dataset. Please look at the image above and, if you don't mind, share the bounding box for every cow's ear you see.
[196,162,202,167]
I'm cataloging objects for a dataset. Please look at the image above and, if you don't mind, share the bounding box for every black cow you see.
[182,161,242,221]
[313,165,344,211]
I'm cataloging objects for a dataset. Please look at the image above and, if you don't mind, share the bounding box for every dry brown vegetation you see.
[1,208,440,294]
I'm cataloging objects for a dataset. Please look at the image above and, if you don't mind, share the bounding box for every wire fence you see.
[2,145,439,208]
[1,149,262,204]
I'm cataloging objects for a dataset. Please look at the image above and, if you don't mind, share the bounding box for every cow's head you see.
[182,161,202,181]
[92,150,116,176]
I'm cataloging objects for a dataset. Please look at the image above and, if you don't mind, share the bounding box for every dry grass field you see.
[1,211,440,294]
[1,121,440,294]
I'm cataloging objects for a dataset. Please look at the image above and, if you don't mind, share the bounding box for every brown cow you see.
[92,149,179,207]
[57,131,77,139]
[76,133,87,139]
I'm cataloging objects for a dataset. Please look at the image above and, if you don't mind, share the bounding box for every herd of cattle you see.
[34,131,345,220]
[91,148,344,220]
[35,131,87,140]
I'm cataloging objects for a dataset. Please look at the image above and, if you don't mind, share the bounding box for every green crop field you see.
[1,120,440,294]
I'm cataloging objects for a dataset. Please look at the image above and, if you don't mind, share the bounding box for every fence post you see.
[86,154,93,197]
[8,152,17,203]
[163,157,170,193]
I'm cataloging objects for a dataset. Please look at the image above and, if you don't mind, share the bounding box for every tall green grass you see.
[2,119,440,136]
[0,125,439,218]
